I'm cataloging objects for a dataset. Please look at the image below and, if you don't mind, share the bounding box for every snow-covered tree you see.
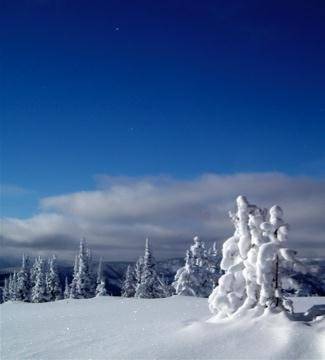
[87,248,97,296]
[207,242,222,288]
[75,238,94,298]
[158,274,174,297]
[173,236,214,297]
[46,255,62,301]
[95,257,107,296]
[209,196,303,318]
[134,256,143,287]
[96,280,107,296]
[135,238,165,298]
[63,277,70,299]
[173,250,197,296]
[3,277,10,302]
[121,265,137,297]
[16,254,30,302]
[70,255,79,299]
[256,205,304,311]
[31,257,47,303]
[9,272,18,301]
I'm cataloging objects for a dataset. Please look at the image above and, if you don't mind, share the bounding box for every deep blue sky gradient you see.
[1,0,325,217]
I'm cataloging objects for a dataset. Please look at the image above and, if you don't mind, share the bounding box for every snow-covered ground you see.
[1,296,324,360]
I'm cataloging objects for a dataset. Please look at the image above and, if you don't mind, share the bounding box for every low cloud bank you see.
[1,173,324,261]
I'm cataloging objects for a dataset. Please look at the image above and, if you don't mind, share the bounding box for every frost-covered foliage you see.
[3,277,10,302]
[9,272,18,301]
[207,242,222,285]
[134,256,143,287]
[121,265,137,297]
[173,236,215,297]
[96,280,107,296]
[63,277,70,299]
[135,238,166,298]
[46,255,62,301]
[209,196,304,318]
[95,258,107,296]
[70,255,79,299]
[74,238,95,299]
[31,257,47,303]
[173,250,197,296]
[16,254,30,302]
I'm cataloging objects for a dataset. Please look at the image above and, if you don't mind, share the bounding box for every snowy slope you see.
[1,296,324,360]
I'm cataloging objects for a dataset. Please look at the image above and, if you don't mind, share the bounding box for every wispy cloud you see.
[1,173,324,261]
[0,184,32,197]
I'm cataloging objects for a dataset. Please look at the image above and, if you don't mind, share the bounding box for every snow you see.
[1,296,324,359]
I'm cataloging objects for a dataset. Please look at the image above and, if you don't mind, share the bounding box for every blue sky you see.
[1,1,325,259]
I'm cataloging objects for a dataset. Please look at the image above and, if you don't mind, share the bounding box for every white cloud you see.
[1,173,325,260]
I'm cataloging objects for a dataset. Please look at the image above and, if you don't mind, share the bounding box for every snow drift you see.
[1,296,324,360]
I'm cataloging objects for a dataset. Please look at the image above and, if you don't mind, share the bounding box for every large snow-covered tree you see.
[16,254,30,302]
[121,265,137,297]
[209,196,303,318]
[256,205,305,311]
[31,257,47,303]
[135,238,165,298]
[46,255,62,301]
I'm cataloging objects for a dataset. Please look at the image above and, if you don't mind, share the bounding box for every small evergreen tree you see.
[173,236,214,297]
[16,254,30,302]
[121,265,136,297]
[173,250,198,296]
[63,277,70,299]
[75,238,93,298]
[70,255,79,299]
[31,257,47,303]
[135,238,165,298]
[9,272,18,301]
[96,280,107,296]
[95,257,107,296]
[134,256,143,287]
[46,255,62,301]
[3,277,10,302]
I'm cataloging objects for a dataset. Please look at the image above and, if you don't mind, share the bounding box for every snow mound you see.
[1,296,324,359]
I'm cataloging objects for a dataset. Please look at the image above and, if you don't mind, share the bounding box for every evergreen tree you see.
[96,280,107,296]
[9,272,17,301]
[70,255,79,299]
[209,196,302,318]
[134,256,143,287]
[75,238,93,298]
[135,238,165,298]
[173,250,198,296]
[207,242,222,287]
[63,277,70,299]
[30,256,39,290]
[95,257,107,296]
[173,236,214,297]
[31,257,47,303]
[3,277,10,302]
[121,265,136,297]
[16,254,30,302]
[46,255,62,301]
[87,248,97,296]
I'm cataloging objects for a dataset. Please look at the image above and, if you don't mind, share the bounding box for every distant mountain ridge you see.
[1,257,324,297]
